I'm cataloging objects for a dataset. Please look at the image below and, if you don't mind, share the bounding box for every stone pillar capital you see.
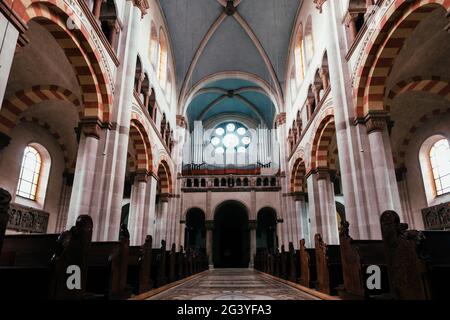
[293,191,308,202]
[313,0,327,13]
[134,169,149,183]
[79,118,103,139]
[159,193,170,203]
[364,112,389,134]
[248,220,258,230]
[275,113,287,126]
[316,167,330,180]
[131,0,150,18]
[176,115,187,129]
[205,220,214,230]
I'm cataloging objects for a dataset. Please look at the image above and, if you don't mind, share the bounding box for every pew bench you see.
[315,234,343,295]
[338,221,390,300]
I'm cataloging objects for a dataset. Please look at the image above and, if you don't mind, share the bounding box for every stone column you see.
[93,0,103,20]
[142,174,158,239]
[179,219,186,249]
[158,196,169,243]
[94,2,142,241]
[365,114,403,235]
[205,220,214,269]
[319,67,329,91]
[344,13,358,44]
[55,172,74,233]
[275,113,290,249]
[325,1,382,239]
[294,192,310,247]
[0,8,22,109]
[66,120,102,237]
[316,169,339,245]
[396,167,414,228]
[249,220,257,268]
[128,170,149,245]
[306,172,320,246]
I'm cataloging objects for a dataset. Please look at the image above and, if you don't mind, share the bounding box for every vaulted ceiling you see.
[159,0,302,109]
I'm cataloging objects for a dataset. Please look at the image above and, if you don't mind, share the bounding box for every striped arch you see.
[157,160,173,194]
[386,77,450,110]
[126,152,136,172]
[12,0,112,122]
[396,107,450,167]
[354,0,450,117]
[291,157,307,193]
[310,114,336,170]
[19,116,71,170]
[0,85,81,135]
[129,119,153,173]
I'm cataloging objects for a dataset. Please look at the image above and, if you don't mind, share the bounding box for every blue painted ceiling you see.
[186,78,276,129]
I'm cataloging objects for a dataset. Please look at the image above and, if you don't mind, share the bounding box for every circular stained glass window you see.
[211,137,221,146]
[215,127,225,136]
[226,123,236,132]
[210,122,252,154]
[237,127,246,136]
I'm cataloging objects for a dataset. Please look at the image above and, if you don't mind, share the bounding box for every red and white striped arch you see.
[386,77,450,110]
[291,157,307,193]
[8,0,113,122]
[157,160,172,194]
[0,85,81,135]
[129,113,153,173]
[310,109,336,171]
[354,0,450,118]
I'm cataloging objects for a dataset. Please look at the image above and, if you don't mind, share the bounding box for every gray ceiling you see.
[159,0,301,98]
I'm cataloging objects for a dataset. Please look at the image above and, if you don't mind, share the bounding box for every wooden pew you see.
[315,233,343,295]
[299,239,317,288]
[273,249,280,278]
[287,242,297,283]
[177,245,185,280]
[338,220,390,300]
[0,214,93,299]
[280,245,287,279]
[152,240,168,287]
[127,235,153,295]
[168,243,177,282]
[85,224,130,299]
[0,188,11,254]
[380,210,450,300]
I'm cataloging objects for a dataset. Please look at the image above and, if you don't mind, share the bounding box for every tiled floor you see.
[147,269,320,300]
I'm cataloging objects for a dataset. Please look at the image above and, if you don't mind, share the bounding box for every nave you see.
[142,269,321,301]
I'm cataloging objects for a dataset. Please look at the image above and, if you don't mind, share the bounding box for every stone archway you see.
[213,200,250,268]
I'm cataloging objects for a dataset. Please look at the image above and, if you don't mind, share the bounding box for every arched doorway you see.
[185,208,206,251]
[213,201,250,268]
[256,208,277,252]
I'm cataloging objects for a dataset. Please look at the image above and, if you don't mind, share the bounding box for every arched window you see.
[294,25,305,86]
[157,29,168,86]
[16,145,51,202]
[150,22,158,66]
[430,139,450,196]
[17,146,42,200]
[304,16,314,66]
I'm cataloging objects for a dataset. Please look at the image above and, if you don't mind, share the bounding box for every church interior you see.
[0,0,449,301]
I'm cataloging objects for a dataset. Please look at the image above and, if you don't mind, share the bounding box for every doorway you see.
[213,201,250,268]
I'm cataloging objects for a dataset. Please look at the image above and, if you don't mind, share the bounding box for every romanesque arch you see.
[354,0,450,117]
[12,0,113,122]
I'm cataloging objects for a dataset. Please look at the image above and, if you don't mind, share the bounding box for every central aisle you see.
[147,269,320,300]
